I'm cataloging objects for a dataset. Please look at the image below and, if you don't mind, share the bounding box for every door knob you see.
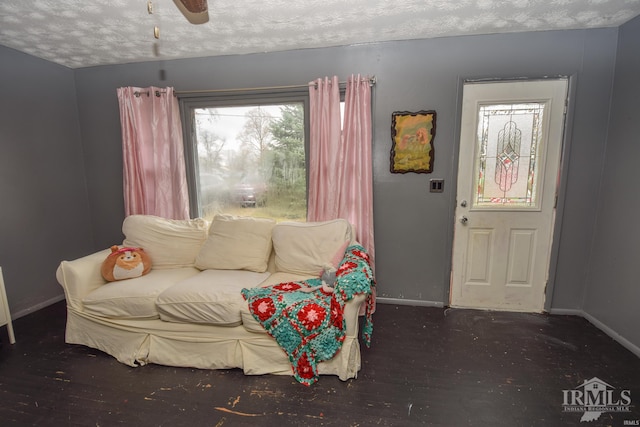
[460,216,468,225]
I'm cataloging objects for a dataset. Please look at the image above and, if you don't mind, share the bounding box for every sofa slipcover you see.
[156,269,271,325]
[56,214,372,383]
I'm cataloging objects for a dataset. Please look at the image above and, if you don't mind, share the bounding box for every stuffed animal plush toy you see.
[101,246,152,282]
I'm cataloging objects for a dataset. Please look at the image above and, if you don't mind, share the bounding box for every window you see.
[179,91,309,222]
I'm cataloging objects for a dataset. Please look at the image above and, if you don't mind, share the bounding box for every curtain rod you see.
[174,76,376,95]
[134,89,168,97]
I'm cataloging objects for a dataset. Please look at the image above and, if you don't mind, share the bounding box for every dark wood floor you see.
[0,301,639,426]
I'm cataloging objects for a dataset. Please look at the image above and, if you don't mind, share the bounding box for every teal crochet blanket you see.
[241,245,375,385]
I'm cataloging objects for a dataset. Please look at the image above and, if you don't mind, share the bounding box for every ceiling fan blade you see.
[178,0,208,13]
[173,0,209,24]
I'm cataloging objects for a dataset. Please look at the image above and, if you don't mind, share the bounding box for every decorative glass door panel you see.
[474,103,545,209]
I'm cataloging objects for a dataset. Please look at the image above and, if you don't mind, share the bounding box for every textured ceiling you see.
[1,0,639,69]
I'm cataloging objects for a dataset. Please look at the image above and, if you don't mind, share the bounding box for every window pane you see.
[194,104,306,221]
[474,103,545,208]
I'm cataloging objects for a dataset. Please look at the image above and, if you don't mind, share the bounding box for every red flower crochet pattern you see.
[296,353,315,380]
[336,261,357,276]
[251,297,276,322]
[274,282,302,291]
[297,303,326,331]
[330,297,343,328]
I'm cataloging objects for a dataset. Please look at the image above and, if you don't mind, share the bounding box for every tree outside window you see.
[191,103,306,221]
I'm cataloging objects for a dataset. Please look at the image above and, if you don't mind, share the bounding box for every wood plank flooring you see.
[0,301,639,426]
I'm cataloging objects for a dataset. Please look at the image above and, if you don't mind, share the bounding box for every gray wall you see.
[73,28,617,310]
[582,15,640,348]
[0,46,94,316]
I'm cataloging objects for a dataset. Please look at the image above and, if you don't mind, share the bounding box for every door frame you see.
[444,75,578,311]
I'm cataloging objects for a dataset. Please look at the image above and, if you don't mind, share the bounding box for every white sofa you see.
[56,214,373,383]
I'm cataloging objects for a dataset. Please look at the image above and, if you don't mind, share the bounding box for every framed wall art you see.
[390,110,437,174]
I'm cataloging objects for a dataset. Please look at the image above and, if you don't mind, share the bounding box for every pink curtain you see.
[340,75,375,265]
[117,86,189,220]
[308,76,342,221]
[308,75,375,268]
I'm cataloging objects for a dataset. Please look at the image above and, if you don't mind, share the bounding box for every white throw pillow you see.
[272,219,352,276]
[122,215,209,269]
[195,214,275,273]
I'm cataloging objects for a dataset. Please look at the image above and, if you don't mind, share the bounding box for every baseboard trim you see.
[12,294,66,320]
[548,308,582,316]
[376,297,444,308]
[581,311,640,358]
[549,307,640,358]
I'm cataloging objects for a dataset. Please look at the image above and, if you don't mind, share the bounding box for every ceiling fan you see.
[173,0,209,24]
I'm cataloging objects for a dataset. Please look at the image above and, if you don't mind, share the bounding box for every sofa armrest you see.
[56,249,111,311]
[343,293,366,337]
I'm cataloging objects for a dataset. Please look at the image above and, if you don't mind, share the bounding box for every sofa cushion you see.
[123,215,209,269]
[82,268,200,319]
[272,219,352,276]
[194,214,275,273]
[156,269,271,326]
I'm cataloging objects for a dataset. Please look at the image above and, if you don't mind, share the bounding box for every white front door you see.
[450,79,568,312]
